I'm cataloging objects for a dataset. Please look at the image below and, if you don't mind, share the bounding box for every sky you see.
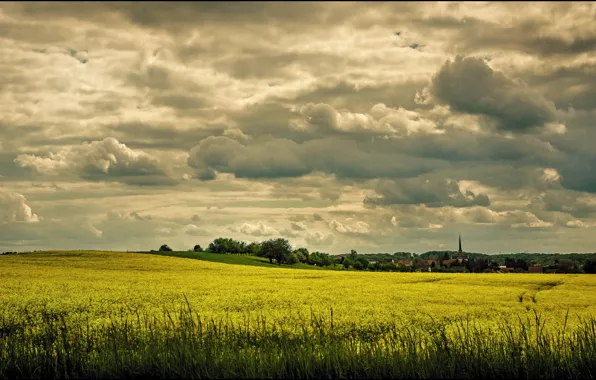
[1,2,596,254]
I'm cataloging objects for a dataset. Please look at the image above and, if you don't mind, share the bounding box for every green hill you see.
[139,250,330,270]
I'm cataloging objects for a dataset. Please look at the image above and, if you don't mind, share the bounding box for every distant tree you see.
[293,250,306,263]
[583,260,596,274]
[247,242,263,256]
[353,261,364,270]
[356,256,369,269]
[207,237,248,254]
[309,252,324,266]
[193,245,203,252]
[321,254,333,267]
[349,249,358,262]
[159,244,173,252]
[286,253,299,266]
[342,258,352,269]
[294,248,309,262]
[261,238,292,265]
[557,259,575,274]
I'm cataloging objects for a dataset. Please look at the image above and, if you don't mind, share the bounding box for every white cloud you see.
[237,221,279,237]
[305,230,334,246]
[290,102,441,138]
[0,192,39,223]
[542,168,561,184]
[84,221,103,238]
[329,219,370,235]
[565,220,589,228]
[182,224,203,235]
[15,137,171,185]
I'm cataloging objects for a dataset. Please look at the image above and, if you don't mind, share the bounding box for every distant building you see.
[498,266,514,273]
[421,259,438,268]
[395,259,412,266]
[528,264,543,274]
[442,259,457,267]
[458,234,463,263]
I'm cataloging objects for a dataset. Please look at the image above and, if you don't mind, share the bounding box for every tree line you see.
[153,239,596,274]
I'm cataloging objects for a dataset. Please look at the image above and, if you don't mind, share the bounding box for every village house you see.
[442,259,458,267]
[528,264,544,273]
[498,266,514,273]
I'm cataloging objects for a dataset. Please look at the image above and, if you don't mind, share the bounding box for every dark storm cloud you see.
[530,190,596,218]
[522,63,596,111]
[361,130,564,167]
[188,136,447,181]
[424,56,558,132]
[558,155,596,194]
[363,177,490,208]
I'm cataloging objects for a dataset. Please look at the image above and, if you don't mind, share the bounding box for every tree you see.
[261,238,292,265]
[193,245,203,252]
[349,249,358,262]
[583,260,596,274]
[286,253,299,266]
[356,256,369,269]
[353,261,364,270]
[247,242,262,256]
[342,258,352,269]
[207,237,248,254]
[293,250,306,263]
[159,244,172,252]
[309,252,323,266]
[293,248,309,262]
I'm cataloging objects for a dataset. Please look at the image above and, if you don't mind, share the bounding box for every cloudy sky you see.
[1,2,596,254]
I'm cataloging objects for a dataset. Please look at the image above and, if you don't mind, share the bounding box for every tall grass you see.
[1,301,594,379]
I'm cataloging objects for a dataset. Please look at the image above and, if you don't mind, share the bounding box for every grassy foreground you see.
[1,251,596,378]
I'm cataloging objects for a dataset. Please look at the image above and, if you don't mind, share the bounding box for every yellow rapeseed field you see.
[2,251,595,331]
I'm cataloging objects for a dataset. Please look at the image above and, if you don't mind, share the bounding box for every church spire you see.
[458,234,462,261]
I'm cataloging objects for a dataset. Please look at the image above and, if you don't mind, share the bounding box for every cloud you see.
[191,214,201,222]
[290,221,307,231]
[182,224,204,235]
[83,221,103,238]
[289,102,441,137]
[312,213,324,221]
[0,191,39,223]
[236,221,279,237]
[421,55,559,133]
[505,210,553,229]
[329,219,370,235]
[223,128,252,143]
[107,211,152,221]
[364,177,490,208]
[188,136,445,180]
[15,137,175,185]
[305,230,334,246]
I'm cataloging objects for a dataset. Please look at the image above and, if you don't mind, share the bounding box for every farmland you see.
[1,250,596,378]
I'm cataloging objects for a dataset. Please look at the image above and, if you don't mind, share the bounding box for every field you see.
[1,250,596,378]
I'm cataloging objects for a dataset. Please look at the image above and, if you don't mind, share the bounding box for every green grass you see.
[141,250,333,270]
[1,304,595,379]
